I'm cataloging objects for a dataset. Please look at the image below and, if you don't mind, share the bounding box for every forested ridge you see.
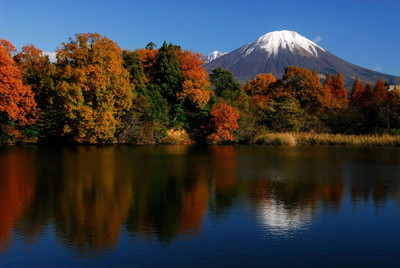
[1,33,399,145]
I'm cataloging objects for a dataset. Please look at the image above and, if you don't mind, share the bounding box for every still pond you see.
[0,145,399,267]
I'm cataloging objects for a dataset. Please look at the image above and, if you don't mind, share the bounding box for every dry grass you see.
[161,128,194,145]
[255,133,297,146]
[255,132,400,146]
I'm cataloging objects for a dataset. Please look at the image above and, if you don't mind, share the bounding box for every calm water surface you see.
[0,145,399,267]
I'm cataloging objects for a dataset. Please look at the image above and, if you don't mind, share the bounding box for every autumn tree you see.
[135,48,158,83]
[324,73,348,109]
[56,33,133,143]
[281,66,328,114]
[177,50,211,109]
[243,73,277,110]
[350,77,365,106]
[14,45,57,106]
[371,78,388,105]
[243,73,276,96]
[13,45,61,142]
[331,73,348,109]
[0,39,37,142]
[386,87,400,131]
[208,102,240,143]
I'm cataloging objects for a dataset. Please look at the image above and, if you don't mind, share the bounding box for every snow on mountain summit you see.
[244,30,325,57]
[204,30,400,85]
[206,51,228,63]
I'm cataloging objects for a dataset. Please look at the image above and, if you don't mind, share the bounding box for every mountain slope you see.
[204,30,400,84]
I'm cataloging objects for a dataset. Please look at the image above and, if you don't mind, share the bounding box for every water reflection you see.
[0,148,36,251]
[55,147,133,254]
[257,200,313,235]
[0,145,400,256]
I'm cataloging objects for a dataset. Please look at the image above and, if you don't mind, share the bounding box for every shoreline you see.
[2,132,400,147]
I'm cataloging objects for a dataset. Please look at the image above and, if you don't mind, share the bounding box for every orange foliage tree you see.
[56,33,133,143]
[243,73,276,109]
[324,73,348,109]
[350,77,365,106]
[243,73,276,96]
[208,102,240,143]
[0,40,37,127]
[177,50,211,109]
[371,78,388,104]
[135,48,158,83]
[281,66,329,113]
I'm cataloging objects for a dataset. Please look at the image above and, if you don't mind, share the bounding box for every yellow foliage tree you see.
[56,33,133,143]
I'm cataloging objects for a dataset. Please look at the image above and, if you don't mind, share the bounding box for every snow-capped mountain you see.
[242,30,324,58]
[206,51,227,63]
[205,30,400,84]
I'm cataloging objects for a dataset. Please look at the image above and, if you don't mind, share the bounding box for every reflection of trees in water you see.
[15,147,64,244]
[208,146,239,218]
[2,145,400,254]
[54,147,133,254]
[243,147,348,232]
[351,174,400,208]
[0,148,36,250]
[125,146,209,241]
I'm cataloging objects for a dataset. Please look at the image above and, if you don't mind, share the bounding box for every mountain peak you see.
[247,30,325,57]
[204,30,400,84]
[206,51,227,63]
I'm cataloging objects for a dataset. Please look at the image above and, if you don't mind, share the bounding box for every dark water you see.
[0,145,399,267]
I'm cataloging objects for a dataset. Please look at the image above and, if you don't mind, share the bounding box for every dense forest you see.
[1,33,399,145]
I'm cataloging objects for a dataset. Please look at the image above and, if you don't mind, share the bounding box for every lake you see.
[0,145,399,267]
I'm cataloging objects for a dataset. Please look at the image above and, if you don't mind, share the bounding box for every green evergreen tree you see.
[153,42,183,102]
[122,50,146,93]
[209,67,241,102]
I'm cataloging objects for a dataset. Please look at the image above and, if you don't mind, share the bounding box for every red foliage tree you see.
[207,102,240,143]
[0,39,37,125]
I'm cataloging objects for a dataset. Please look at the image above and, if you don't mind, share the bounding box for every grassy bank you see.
[254,132,400,146]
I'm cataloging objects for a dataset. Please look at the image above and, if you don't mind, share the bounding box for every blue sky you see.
[1,0,399,75]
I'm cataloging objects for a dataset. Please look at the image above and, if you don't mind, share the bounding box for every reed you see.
[254,132,400,146]
[255,132,297,146]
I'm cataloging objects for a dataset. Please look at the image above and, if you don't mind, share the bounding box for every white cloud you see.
[43,52,56,63]
[313,35,322,44]
[375,66,382,72]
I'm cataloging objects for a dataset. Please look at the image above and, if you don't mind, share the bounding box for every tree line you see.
[1,33,399,144]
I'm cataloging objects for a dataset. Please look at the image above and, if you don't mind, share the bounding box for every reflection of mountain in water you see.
[1,146,400,256]
[257,200,313,235]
